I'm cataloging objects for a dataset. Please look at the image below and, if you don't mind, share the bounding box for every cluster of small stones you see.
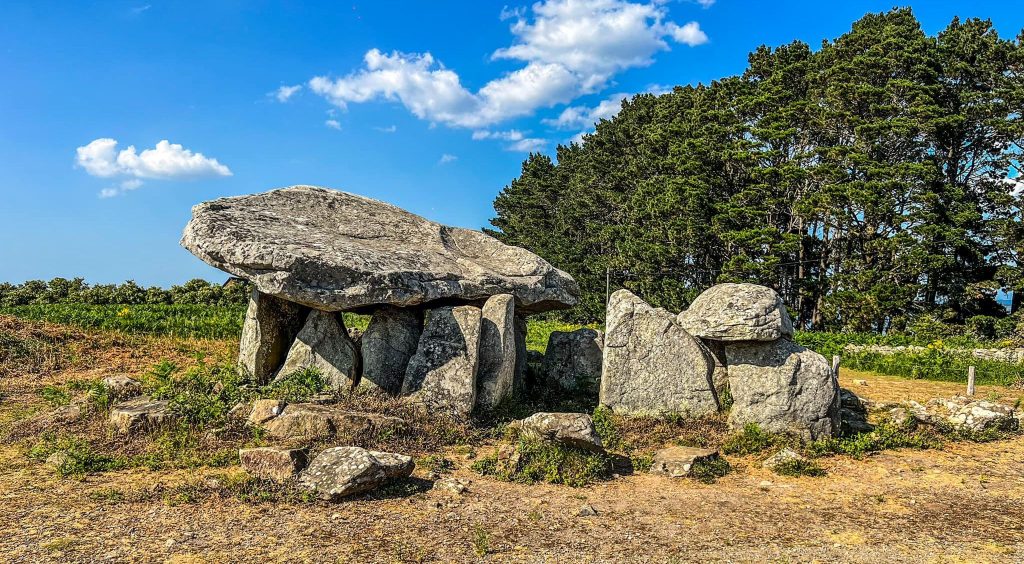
[845,344,1024,364]
[598,283,840,440]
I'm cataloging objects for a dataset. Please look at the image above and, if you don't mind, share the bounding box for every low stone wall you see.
[844,344,1024,364]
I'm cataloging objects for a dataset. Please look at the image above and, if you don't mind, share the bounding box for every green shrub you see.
[39,385,71,406]
[591,406,621,450]
[28,434,121,477]
[807,422,942,458]
[771,457,826,477]
[689,456,731,484]
[474,436,612,487]
[722,423,788,455]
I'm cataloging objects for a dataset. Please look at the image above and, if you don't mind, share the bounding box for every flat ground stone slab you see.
[513,412,604,452]
[649,446,720,478]
[110,397,175,434]
[678,283,793,342]
[261,403,406,441]
[181,186,579,313]
[239,447,309,482]
[299,446,388,500]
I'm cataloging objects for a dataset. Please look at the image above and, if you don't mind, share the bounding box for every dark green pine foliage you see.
[489,9,1024,329]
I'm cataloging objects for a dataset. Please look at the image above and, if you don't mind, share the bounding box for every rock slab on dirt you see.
[109,397,175,434]
[239,447,309,482]
[513,412,604,452]
[298,446,412,501]
[649,446,721,478]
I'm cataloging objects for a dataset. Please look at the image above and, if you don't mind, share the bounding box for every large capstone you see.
[678,283,793,342]
[541,328,604,394]
[275,309,359,390]
[599,290,718,417]
[725,339,839,440]
[238,289,308,382]
[476,294,517,411]
[358,306,423,395]
[181,186,579,313]
[401,305,482,415]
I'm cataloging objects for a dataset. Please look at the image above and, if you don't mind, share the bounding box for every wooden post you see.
[831,355,841,383]
[967,366,976,396]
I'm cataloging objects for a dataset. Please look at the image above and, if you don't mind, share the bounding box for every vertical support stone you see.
[401,305,482,415]
[238,289,308,383]
[359,306,423,395]
[477,294,517,411]
[513,313,528,396]
[276,310,359,390]
[701,338,730,404]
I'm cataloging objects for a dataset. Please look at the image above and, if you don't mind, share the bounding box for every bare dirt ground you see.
[2,319,1023,563]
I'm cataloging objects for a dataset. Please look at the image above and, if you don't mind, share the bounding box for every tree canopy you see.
[489,9,1024,330]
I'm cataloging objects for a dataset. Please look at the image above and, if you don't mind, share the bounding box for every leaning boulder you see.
[276,310,359,390]
[402,305,482,415]
[110,397,175,434]
[358,306,423,395]
[181,186,579,313]
[298,446,388,500]
[725,339,839,440]
[541,328,604,394]
[678,283,793,342]
[512,412,604,452]
[238,290,308,382]
[649,446,721,478]
[239,447,309,482]
[477,294,517,411]
[367,451,416,479]
[600,290,718,417]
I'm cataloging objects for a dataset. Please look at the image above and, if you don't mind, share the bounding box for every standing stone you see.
[513,314,528,395]
[702,339,730,402]
[477,294,517,411]
[678,283,794,342]
[541,328,604,394]
[600,290,718,417]
[725,339,839,440]
[401,305,482,415]
[238,289,308,383]
[359,306,423,395]
[276,309,359,391]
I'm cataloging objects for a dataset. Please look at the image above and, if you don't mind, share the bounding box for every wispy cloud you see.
[273,84,302,102]
[438,153,458,164]
[325,119,342,130]
[374,125,397,133]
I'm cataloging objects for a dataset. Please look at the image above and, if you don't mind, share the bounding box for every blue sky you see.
[2,1,1023,287]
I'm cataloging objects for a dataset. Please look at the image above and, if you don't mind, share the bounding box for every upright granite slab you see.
[358,306,423,395]
[181,186,579,313]
[542,328,604,394]
[238,289,308,382]
[476,294,517,411]
[401,305,483,415]
[600,290,718,417]
[276,309,359,390]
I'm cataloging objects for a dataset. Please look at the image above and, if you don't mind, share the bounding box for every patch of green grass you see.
[771,457,826,477]
[629,452,654,473]
[721,423,791,455]
[689,456,731,484]
[471,525,491,557]
[28,434,122,477]
[418,454,455,474]
[473,435,612,487]
[1,304,246,339]
[39,385,71,406]
[807,422,943,458]
[591,405,621,450]
[258,367,328,402]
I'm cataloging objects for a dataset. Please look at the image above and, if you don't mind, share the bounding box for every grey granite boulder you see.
[262,403,406,442]
[101,375,143,400]
[298,446,389,500]
[476,294,517,411]
[238,289,308,383]
[358,306,423,395]
[599,290,718,417]
[541,328,604,393]
[181,186,578,313]
[678,283,793,342]
[512,412,604,452]
[367,451,416,479]
[275,309,359,390]
[109,397,175,434]
[401,305,482,415]
[239,447,309,482]
[725,339,839,440]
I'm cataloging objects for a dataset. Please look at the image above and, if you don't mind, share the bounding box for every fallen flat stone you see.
[261,403,407,442]
[102,375,142,400]
[358,306,423,395]
[110,396,175,434]
[600,290,718,417]
[275,309,359,390]
[248,398,286,425]
[298,446,388,500]
[513,412,604,452]
[678,283,793,342]
[762,447,806,471]
[238,289,308,383]
[541,328,604,394]
[402,305,482,415]
[181,186,579,313]
[649,446,721,478]
[367,451,415,479]
[918,396,1020,432]
[725,339,839,440]
[477,294,517,411]
[239,447,309,482]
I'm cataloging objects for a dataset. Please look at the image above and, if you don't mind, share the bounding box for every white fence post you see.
[967,366,976,396]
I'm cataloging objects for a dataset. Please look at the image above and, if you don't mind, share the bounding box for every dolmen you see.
[181,185,579,415]
[601,283,839,440]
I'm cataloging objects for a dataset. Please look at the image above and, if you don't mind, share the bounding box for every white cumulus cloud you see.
[274,84,302,102]
[506,138,547,152]
[305,0,706,131]
[325,119,342,130]
[76,138,231,197]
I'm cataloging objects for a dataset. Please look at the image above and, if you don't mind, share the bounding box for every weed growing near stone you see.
[806,422,943,458]
[471,525,491,557]
[28,434,121,477]
[771,457,826,477]
[721,423,792,455]
[688,457,731,484]
[473,435,612,487]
